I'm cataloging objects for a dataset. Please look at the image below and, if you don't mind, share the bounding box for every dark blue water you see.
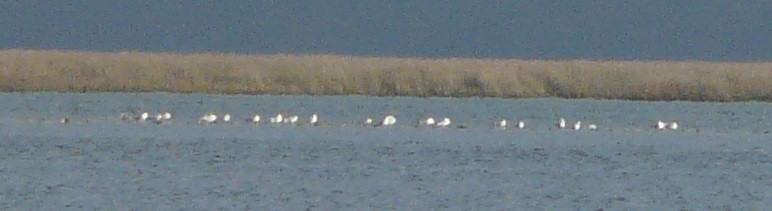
[2,1,769,61]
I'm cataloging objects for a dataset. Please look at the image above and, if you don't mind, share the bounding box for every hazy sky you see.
[1,1,769,61]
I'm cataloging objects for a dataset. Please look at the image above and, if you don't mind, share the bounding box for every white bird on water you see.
[162,112,172,120]
[495,119,507,128]
[284,115,299,124]
[381,115,397,126]
[657,120,667,130]
[558,118,566,129]
[140,112,150,122]
[421,117,436,126]
[436,117,451,127]
[517,120,525,129]
[668,121,679,130]
[251,114,261,124]
[364,117,373,125]
[588,124,598,131]
[223,113,231,122]
[573,121,582,131]
[270,114,283,124]
[198,113,217,124]
[309,113,318,125]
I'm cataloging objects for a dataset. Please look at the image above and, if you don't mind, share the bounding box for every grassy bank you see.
[1,49,770,101]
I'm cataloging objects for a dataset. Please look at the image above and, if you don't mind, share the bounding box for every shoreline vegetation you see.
[1,49,770,102]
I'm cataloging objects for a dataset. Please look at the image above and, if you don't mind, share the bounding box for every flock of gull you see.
[107,111,682,131]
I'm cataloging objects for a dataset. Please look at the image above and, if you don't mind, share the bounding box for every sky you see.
[1,1,769,61]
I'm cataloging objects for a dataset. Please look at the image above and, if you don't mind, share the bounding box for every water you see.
[0,93,770,209]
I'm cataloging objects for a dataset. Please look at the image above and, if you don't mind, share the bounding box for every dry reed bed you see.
[1,49,770,101]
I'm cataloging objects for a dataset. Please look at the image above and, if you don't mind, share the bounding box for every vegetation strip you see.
[1,49,769,101]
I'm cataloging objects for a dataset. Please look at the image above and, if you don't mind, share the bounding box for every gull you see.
[223,113,231,122]
[284,115,299,124]
[121,112,152,122]
[270,114,283,124]
[656,120,667,130]
[365,117,373,125]
[198,113,217,124]
[495,119,507,128]
[573,121,581,131]
[251,114,261,124]
[148,112,168,124]
[426,117,435,126]
[140,112,150,122]
[59,118,69,124]
[588,124,598,131]
[381,115,397,126]
[309,113,318,125]
[668,121,679,130]
[517,120,525,129]
[162,112,172,120]
[147,113,164,124]
[421,117,436,126]
[558,118,566,129]
[436,117,451,127]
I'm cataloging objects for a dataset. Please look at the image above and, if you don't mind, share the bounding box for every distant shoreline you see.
[1,49,770,102]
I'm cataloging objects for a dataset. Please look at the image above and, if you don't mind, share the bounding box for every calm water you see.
[0,93,769,209]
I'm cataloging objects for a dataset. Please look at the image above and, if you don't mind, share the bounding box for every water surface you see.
[0,93,769,209]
